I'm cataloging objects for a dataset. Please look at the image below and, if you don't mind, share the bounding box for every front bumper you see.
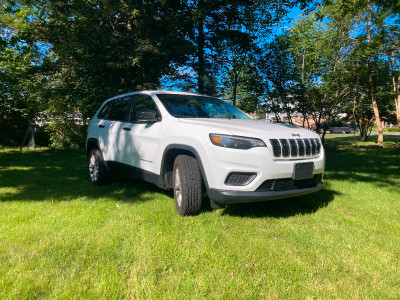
[208,182,323,204]
[202,144,325,192]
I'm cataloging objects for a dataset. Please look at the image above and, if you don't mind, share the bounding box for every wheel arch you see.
[160,144,209,191]
[86,138,100,157]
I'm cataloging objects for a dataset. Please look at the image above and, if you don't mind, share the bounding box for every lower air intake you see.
[225,172,257,186]
[256,174,322,192]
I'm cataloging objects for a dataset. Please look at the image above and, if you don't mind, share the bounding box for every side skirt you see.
[106,161,165,189]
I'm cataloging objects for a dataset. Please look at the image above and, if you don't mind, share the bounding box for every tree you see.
[323,0,395,146]
[221,62,264,113]
[285,1,396,145]
[383,20,400,125]
[259,34,301,123]
[181,0,314,95]
[287,13,345,143]
[0,3,44,145]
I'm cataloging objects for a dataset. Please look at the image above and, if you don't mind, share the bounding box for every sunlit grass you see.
[0,135,399,299]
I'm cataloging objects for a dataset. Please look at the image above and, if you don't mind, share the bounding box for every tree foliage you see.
[260,0,399,145]
[1,0,399,148]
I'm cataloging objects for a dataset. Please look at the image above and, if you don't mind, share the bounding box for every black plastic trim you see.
[224,172,257,186]
[106,161,160,186]
[207,182,323,204]
[86,138,100,153]
[160,144,210,191]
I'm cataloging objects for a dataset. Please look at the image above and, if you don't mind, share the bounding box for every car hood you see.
[178,118,319,140]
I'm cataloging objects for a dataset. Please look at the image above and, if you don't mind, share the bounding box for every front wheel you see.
[87,148,110,185]
[173,155,203,216]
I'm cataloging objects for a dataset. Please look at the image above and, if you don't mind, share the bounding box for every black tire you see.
[173,155,203,216]
[87,148,111,185]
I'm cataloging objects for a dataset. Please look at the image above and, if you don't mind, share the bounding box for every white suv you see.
[86,91,325,216]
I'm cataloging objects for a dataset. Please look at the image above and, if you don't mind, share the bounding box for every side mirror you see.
[136,109,159,123]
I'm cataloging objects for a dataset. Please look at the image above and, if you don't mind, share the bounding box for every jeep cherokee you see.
[86,91,325,216]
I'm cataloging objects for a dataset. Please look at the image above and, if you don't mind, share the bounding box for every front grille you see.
[225,172,257,186]
[269,138,322,159]
[256,174,322,192]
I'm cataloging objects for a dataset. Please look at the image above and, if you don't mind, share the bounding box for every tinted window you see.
[156,94,251,120]
[107,97,131,121]
[129,94,159,122]
[97,101,112,119]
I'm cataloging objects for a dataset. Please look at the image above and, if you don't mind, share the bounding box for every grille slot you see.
[289,139,298,156]
[315,138,321,154]
[269,138,322,159]
[310,139,317,155]
[256,174,322,192]
[280,139,290,157]
[270,139,281,157]
[297,139,305,156]
[304,138,311,156]
[225,172,257,186]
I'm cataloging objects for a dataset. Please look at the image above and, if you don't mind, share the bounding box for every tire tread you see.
[174,155,203,215]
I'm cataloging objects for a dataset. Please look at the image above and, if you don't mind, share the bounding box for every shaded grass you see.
[0,137,399,299]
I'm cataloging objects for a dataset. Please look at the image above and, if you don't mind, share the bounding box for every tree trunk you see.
[395,69,400,125]
[233,69,238,107]
[396,94,400,125]
[301,50,305,85]
[197,0,205,94]
[360,120,368,141]
[366,4,383,147]
[397,52,400,125]
[28,125,36,148]
[368,62,383,146]
[388,52,400,125]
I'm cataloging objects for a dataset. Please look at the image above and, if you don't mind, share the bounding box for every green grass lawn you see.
[1,135,400,299]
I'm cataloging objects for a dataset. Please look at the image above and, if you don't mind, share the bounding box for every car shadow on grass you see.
[0,149,337,219]
[220,187,338,218]
[0,149,166,203]
[1,144,398,218]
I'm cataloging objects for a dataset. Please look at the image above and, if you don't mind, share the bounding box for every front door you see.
[119,94,162,174]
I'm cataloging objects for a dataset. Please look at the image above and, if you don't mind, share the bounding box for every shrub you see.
[0,116,29,146]
[46,119,88,149]
[384,127,400,133]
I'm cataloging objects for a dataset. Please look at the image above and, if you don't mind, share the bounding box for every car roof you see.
[104,90,209,103]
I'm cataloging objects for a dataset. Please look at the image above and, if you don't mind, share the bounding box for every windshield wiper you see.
[174,115,197,118]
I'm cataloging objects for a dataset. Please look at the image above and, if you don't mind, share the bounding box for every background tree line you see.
[0,0,399,148]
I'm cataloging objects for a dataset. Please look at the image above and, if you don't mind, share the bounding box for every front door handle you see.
[122,127,131,131]
[98,124,105,128]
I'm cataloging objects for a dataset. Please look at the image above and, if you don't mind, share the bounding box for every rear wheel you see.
[173,155,203,216]
[87,148,110,185]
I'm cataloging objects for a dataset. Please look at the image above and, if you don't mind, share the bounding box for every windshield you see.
[156,94,252,120]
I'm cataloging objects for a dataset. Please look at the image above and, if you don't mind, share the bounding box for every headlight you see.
[209,134,266,150]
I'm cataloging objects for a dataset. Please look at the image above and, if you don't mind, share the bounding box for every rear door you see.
[94,101,113,156]
[102,96,132,162]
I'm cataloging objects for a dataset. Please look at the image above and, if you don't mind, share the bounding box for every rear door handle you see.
[98,124,105,128]
[122,127,131,131]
